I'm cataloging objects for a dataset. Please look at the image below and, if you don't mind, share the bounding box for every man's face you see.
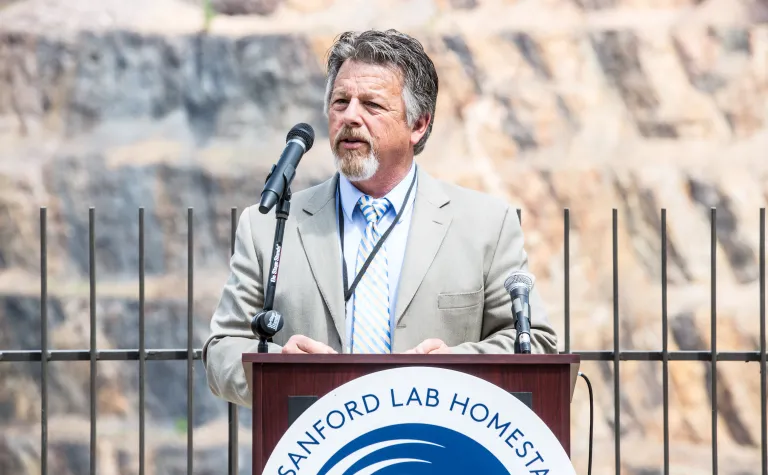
[327,60,415,181]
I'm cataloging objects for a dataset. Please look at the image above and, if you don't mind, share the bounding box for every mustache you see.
[334,127,372,146]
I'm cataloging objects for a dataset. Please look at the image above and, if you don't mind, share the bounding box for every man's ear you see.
[410,113,431,146]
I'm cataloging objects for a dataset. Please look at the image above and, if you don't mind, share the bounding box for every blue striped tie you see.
[351,195,392,354]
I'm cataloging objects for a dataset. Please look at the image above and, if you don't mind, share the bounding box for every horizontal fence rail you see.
[3,349,765,363]
[0,206,764,475]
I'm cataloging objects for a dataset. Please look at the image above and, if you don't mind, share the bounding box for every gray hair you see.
[324,29,439,155]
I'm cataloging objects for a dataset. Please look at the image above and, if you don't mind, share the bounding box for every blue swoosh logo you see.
[317,423,511,474]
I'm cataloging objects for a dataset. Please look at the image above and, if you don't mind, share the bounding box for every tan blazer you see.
[202,167,558,407]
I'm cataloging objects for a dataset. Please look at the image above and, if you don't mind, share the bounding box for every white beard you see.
[334,150,379,182]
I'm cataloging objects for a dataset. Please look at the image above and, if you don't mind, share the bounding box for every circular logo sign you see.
[264,366,577,474]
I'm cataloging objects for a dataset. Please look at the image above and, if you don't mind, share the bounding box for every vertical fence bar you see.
[40,207,48,475]
[662,209,669,475]
[711,207,718,475]
[188,207,194,475]
[139,208,146,475]
[229,207,239,475]
[564,208,570,354]
[230,208,237,256]
[760,208,766,475]
[613,208,620,475]
[89,208,97,475]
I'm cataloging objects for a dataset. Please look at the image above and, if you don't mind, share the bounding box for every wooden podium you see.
[243,353,579,474]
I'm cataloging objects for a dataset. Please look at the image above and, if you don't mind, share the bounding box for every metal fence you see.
[0,206,765,475]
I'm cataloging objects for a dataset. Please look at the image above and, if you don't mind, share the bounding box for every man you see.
[203,29,558,407]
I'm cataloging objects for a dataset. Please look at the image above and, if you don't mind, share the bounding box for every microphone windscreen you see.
[504,271,535,293]
[287,123,315,150]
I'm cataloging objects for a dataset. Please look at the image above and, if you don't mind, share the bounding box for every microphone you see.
[504,271,535,354]
[259,123,315,214]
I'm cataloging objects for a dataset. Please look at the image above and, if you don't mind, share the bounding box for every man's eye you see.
[366,102,380,108]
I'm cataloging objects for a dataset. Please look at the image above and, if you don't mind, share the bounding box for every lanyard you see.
[337,166,418,302]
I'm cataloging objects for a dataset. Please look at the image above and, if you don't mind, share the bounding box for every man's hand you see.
[404,338,451,354]
[281,335,338,354]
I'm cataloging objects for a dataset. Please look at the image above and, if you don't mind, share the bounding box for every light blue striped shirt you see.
[337,162,418,353]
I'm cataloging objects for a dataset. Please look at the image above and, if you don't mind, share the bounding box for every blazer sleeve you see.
[451,206,558,354]
[202,206,283,408]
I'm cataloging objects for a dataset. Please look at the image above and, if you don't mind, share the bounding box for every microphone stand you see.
[514,318,531,354]
[514,334,530,354]
[253,182,291,353]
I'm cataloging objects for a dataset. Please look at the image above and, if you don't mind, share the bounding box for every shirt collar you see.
[339,161,417,221]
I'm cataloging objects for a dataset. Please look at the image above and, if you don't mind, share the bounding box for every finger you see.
[308,340,337,354]
[415,343,429,354]
[421,339,444,352]
[297,337,337,354]
[282,335,309,354]
[427,345,450,354]
[281,343,307,354]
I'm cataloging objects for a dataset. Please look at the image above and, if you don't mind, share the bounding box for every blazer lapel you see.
[395,168,452,324]
[296,174,346,345]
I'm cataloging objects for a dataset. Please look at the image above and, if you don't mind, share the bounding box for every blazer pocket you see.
[437,289,484,309]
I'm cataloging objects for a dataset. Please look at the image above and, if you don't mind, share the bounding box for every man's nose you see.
[342,98,363,127]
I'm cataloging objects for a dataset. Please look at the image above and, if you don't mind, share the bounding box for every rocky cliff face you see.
[0,0,767,474]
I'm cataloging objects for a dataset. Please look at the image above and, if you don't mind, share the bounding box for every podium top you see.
[242,353,579,365]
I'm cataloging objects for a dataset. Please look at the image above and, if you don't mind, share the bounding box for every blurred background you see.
[0,0,767,473]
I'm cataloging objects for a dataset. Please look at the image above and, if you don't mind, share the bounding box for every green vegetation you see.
[174,417,188,435]
[202,0,216,32]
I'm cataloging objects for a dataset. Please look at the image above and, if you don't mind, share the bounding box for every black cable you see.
[579,371,594,475]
